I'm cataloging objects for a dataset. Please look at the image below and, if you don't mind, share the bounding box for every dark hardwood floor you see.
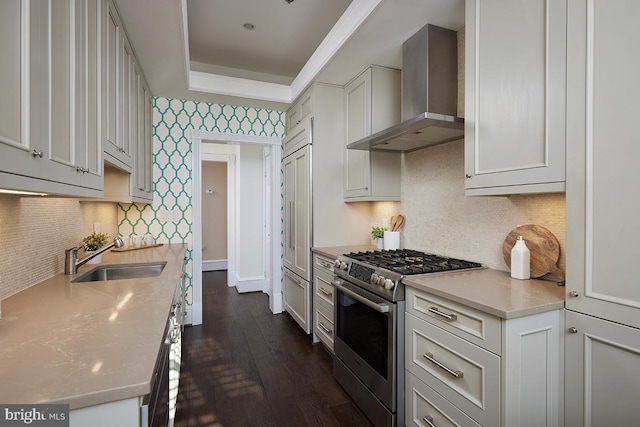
[174,271,372,427]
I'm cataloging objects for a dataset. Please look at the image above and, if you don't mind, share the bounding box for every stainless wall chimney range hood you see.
[347,24,463,153]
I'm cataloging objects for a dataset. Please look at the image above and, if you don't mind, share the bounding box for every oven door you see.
[333,278,397,411]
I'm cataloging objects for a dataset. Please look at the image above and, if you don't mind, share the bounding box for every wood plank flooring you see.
[174,271,372,427]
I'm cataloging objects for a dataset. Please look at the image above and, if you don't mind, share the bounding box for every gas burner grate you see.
[345,250,482,275]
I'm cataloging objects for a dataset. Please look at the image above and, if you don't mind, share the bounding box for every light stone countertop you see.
[0,243,187,410]
[311,246,565,319]
[404,268,566,319]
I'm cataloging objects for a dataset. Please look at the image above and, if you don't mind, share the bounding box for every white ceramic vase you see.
[376,238,384,250]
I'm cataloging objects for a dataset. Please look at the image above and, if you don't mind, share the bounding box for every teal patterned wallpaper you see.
[118,97,285,321]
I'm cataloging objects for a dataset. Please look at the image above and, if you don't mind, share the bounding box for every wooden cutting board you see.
[502,225,564,279]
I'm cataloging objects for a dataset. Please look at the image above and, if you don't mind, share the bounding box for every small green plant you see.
[82,231,110,251]
[371,226,387,240]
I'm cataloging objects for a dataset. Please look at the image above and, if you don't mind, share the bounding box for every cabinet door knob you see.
[32,149,43,158]
[569,291,579,297]
[465,173,472,179]
[569,327,578,334]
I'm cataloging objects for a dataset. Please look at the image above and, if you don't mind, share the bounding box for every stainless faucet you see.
[65,237,124,275]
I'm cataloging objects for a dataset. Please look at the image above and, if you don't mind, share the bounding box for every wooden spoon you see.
[390,215,398,231]
[395,215,405,231]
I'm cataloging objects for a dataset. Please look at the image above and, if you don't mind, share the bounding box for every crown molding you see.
[180,0,382,104]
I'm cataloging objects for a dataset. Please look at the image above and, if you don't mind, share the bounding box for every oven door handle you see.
[333,280,391,313]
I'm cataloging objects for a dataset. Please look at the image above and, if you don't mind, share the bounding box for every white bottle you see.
[510,236,531,280]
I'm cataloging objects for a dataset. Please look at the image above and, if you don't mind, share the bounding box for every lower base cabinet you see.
[70,398,141,427]
[283,270,311,334]
[312,253,336,351]
[565,310,640,427]
[405,287,563,427]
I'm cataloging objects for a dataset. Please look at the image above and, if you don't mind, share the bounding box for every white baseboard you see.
[203,259,227,271]
[236,275,267,293]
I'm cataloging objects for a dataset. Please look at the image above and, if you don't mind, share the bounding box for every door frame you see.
[191,130,282,325]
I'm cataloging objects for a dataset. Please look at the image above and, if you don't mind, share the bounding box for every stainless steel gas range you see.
[332,249,484,427]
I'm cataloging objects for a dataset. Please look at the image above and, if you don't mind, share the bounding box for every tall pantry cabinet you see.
[283,83,371,334]
[565,1,640,425]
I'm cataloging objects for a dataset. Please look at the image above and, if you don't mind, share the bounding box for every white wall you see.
[201,161,227,261]
[237,145,265,278]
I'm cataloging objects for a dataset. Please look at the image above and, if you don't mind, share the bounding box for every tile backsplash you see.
[0,197,118,299]
[399,139,566,271]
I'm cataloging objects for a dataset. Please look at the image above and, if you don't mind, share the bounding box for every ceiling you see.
[114,0,465,111]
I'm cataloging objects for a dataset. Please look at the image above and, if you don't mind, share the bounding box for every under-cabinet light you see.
[0,189,48,196]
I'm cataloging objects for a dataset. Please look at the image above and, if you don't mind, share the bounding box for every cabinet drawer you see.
[406,372,481,427]
[407,287,501,355]
[314,301,334,351]
[313,253,335,275]
[314,270,335,307]
[406,313,500,427]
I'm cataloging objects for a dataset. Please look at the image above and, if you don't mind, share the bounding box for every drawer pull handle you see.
[428,306,457,321]
[422,415,436,427]
[423,353,464,379]
[319,288,333,297]
[318,322,332,335]
[318,260,332,268]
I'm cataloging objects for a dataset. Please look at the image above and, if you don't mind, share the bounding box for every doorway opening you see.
[191,130,282,326]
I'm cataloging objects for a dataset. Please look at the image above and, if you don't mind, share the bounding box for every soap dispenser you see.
[511,236,531,280]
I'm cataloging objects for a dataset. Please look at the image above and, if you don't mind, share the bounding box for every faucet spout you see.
[65,237,124,275]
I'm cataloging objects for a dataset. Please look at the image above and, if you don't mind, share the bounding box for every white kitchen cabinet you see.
[284,268,312,334]
[131,67,153,202]
[344,66,401,201]
[312,253,336,352]
[464,0,566,196]
[406,286,563,427]
[70,397,141,427]
[98,0,153,203]
[0,0,102,197]
[564,311,640,427]
[565,0,640,331]
[564,1,640,423]
[283,83,371,334]
[283,143,311,282]
[103,0,133,172]
[285,89,312,132]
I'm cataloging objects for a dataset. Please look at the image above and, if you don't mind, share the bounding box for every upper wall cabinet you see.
[286,90,312,133]
[100,0,153,203]
[343,66,401,202]
[103,0,133,172]
[0,0,103,197]
[464,0,567,196]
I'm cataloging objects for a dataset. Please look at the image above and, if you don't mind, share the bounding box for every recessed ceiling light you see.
[243,23,255,30]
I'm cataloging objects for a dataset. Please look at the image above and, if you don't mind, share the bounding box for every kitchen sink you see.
[71,262,166,283]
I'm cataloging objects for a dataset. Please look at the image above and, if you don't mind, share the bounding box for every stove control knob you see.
[339,262,348,271]
[371,274,379,284]
[376,275,386,286]
[334,260,341,269]
[383,278,395,290]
